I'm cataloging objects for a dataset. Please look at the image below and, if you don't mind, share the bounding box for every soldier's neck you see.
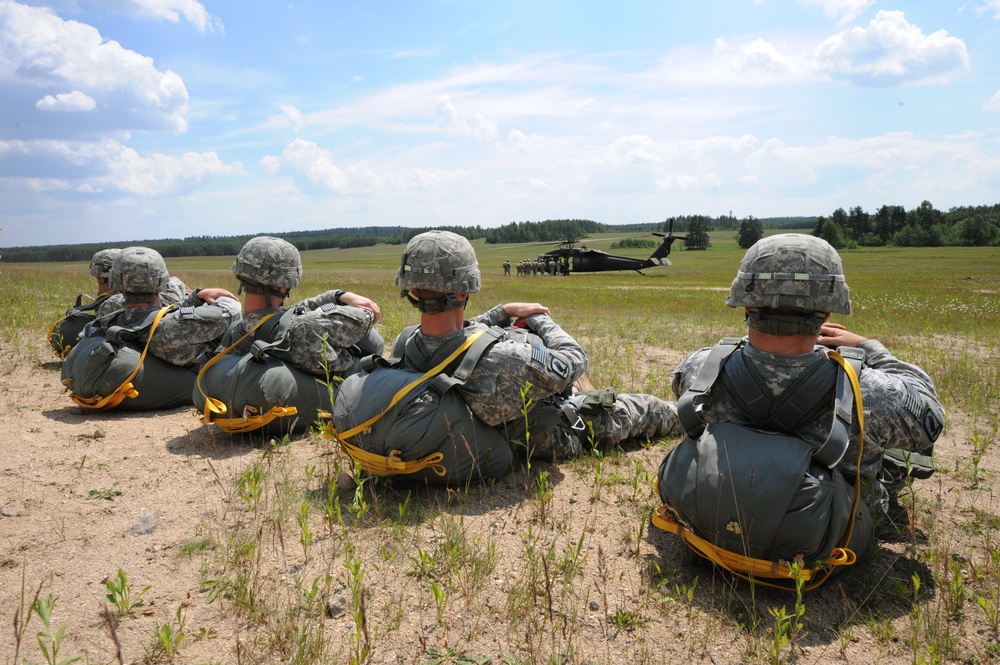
[746,327,819,356]
[244,292,285,311]
[420,308,465,337]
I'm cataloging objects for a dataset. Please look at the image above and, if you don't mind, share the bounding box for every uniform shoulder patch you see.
[923,408,943,442]
[548,355,569,380]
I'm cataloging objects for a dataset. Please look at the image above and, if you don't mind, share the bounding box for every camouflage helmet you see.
[726,234,851,314]
[89,248,122,280]
[109,247,170,297]
[395,230,481,294]
[231,236,302,290]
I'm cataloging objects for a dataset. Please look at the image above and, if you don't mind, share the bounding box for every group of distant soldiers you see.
[504,256,568,277]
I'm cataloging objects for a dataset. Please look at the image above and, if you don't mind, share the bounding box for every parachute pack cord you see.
[68,305,176,410]
[325,329,490,477]
[196,313,283,432]
[652,348,866,592]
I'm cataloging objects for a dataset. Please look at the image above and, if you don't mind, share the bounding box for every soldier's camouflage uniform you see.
[672,338,945,496]
[100,289,241,369]
[398,304,682,460]
[228,290,384,376]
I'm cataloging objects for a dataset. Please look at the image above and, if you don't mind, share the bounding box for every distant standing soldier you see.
[503,259,511,276]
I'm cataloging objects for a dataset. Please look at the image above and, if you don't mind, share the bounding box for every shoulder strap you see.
[428,326,506,393]
[676,337,742,436]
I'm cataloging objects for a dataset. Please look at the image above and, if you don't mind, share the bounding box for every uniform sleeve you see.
[293,290,341,311]
[149,298,242,368]
[469,304,512,328]
[459,314,588,426]
[856,339,945,453]
[159,277,188,306]
[273,304,375,376]
[671,347,712,399]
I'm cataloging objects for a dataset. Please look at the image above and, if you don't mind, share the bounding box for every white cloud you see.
[984,91,1000,112]
[0,1,190,138]
[261,138,381,194]
[813,10,970,87]
[435,95,500,142]
[981,1,1000,19]
[82,0,220,31]
[0,138,244,195]
[278,103,303,131]
[795,0,875,23]
[35,90,96,111]
[733,39,797,77]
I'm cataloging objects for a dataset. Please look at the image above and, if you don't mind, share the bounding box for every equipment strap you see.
[328,329,493,477]
[196,313,286,433]
[68,305,175,410]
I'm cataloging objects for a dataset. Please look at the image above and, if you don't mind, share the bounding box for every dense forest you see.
[2,201,997,263]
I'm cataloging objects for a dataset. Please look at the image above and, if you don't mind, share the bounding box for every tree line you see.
[3,202,996,263]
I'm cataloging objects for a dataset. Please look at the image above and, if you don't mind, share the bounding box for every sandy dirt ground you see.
[1,336,997,664]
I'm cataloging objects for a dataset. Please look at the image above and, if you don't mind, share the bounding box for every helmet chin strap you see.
[238,279,290,307]
[401,290,468,314]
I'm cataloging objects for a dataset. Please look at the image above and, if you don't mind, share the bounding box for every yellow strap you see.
[196,313,280,432]
[68,305,175,411]
[326,329,489,477]
[653,350,867,591]
[205,406,300,434]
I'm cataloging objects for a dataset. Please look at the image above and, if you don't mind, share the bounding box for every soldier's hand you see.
[819,321,867,348]
[197,287,239,304]
[340,292,381,323]
[503,302,550,320]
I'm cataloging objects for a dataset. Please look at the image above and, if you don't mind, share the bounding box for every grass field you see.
[1,231,1000,664]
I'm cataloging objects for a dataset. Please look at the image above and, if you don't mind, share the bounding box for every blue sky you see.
[1,0,999,248]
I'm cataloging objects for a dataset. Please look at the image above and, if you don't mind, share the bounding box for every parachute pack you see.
[47,292,117,358]
[195,308,383,439]
[654,338,866,591]
[61,306,196,411]
[329,325,519,485]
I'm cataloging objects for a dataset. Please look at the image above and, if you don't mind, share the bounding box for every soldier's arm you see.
[278,305,375,375]
[857,339,945,451]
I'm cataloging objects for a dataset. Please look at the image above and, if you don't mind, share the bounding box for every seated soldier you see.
[194,236,383,436]
[62,247,241,410]
[48,248,122,357]
[388,230,681,461]
[656,234,945,584]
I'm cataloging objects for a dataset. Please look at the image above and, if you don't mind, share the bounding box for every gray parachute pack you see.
[61,307,196,411]
[194,307,384,439]
[657,337,865,565]
[331,325,517,485]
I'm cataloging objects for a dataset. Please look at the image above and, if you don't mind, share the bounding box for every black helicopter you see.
[535,226,686,275]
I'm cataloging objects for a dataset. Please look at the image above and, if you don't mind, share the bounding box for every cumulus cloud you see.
[35,90,96,111]
[733,39,797,77]
[813,10,969,87]
[260,138,381,194]
[984,91,1000,112]
[0,1,190,138]
[795,0,875,23]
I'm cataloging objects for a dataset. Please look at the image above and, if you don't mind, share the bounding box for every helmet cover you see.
[110,247,170,296]
[89,248,122,279]
[231,236,302,290]
[395,230,481,295]
[726,234,851,314]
